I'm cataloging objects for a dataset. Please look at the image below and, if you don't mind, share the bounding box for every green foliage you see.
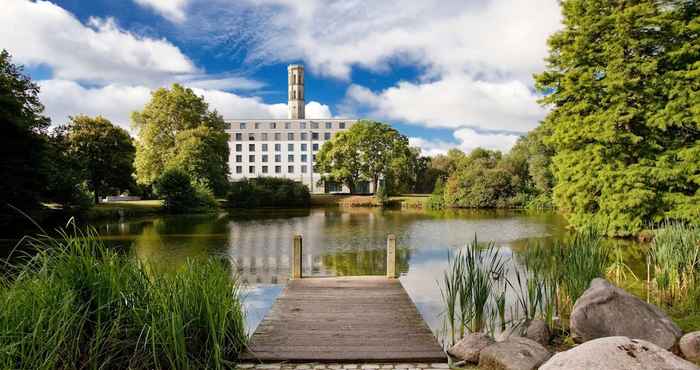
[316,120,418,194]
[444,149,517,208]
[63,115,136,204]
[0,49,50,212]
[535,0,700,236]
[132,84,229,194]
[427,177,445,209]
[0,223,247,369]
[155,169,217,213]
[374,182,389,206]
[226,177,310,208]
[649,222,700,307]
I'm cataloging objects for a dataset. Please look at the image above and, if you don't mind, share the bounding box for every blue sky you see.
[2,0,562,155]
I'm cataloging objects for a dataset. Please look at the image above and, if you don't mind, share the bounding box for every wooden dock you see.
[241,235,446,363]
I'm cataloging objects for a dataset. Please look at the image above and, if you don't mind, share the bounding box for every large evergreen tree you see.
[535,0,700,235]
[0,49,50,213]
[132,84,229,195]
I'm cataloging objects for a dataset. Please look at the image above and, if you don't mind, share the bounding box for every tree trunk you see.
[373,176,379,195]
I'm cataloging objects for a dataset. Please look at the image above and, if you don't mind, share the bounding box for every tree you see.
[535,0,700,235]
[132,84,229,195]
[154,168,217,213]
[316,120,416,194]
[64,115,136,204]
[443,148,516,208]
[42,126,93,208]
[0,49,50,212]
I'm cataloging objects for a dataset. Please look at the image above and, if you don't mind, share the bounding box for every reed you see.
[649,222,700,307]
[0,221,247,370]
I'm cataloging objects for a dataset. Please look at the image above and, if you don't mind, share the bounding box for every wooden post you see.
[387,234,397,278]
[292,235,302,279]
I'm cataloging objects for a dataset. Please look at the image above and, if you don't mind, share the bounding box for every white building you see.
[225,65,367,193]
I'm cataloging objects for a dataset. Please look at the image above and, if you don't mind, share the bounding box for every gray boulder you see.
[525,319,550,346]
[570,278,682,350]
[478,336,550,370]
[447,332,494,363]
[540,336,700,370]
[680,331,700,363]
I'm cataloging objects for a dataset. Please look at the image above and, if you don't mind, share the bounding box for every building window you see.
[275,154,281,162]
[248,166,255,174]
[300,122,306,129]
[312,143,319,151]
[275,165,281,174]
[262,166,268,174]
[301,143,307,151]
[235,144,242,152]
[339,122,345,129]
[275,143,281,151]
[254,122,260,129]
[236,166,242,174]
[313,154,317,161]
[262,154,268,162]
[262,133,268,140]
[288,143,294,151]
[324,132,331,140]
[249,144,255,151]
[274,132,281,140]
[288,154,294,162]
[325,122,332,129]
[301,165,307,173]
[225,122,231,130]
[285,122,291,129]
[270,122,277,129]
[248,133,255,141]
[249,155,255,162]
[262,144,268,152]
[288,165,294,173]
[240,122,247,129]
[235,155,242,162]
[235,133,242,141]
[300,132,308,140]
[287,132,294,140]
[311,132,319,140]
[301,154,308,162]
[311,122,319,129]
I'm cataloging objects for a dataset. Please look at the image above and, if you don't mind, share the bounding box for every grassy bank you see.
[85,200,164,220]
[0,223,246,369]
[310,194,429,208]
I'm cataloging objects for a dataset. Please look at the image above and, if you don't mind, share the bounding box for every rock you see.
[478,336,550,370]
[681,331,700,362]
[525,319,550,346]
[570,278,682,350]
[447,332,494,363]
[495,325,522,342]
[540,336,700,370]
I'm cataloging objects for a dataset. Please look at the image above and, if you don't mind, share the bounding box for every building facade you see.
[226,65,361,193]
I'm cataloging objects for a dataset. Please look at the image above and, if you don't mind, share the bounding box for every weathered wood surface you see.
[242,276,446,363]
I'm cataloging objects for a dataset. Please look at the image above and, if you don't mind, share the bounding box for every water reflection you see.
[95,208,571,336]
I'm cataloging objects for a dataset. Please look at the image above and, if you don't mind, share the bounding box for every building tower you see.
[288,64,305,119]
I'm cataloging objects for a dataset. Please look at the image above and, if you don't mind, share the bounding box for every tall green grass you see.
[649,222,700,308]
[0,221,246,370]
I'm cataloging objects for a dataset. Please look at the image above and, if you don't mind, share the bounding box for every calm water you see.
[94,208,578,337]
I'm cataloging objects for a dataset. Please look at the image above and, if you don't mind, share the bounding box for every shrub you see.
[427,177,445,210]
[375,183,389,206]
[155,169,217,213]
[0,223,246,369]
[226,177,310,208]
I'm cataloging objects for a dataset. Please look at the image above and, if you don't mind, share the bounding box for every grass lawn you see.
[87,200,163,220]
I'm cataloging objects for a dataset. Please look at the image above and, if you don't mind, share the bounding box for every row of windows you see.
[233,143,320,152]
[232,132,332,141]
[235,121,345,130]
[234,154,315,163]
[234,165,309,175]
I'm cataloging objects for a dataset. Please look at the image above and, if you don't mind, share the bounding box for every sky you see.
[1,0,562,156]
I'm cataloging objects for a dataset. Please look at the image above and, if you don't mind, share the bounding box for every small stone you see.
[381,366,394,369]
[429,364,449,369]
[313,366,326,370]
[415,365,428,368]
[361,365,380,370]
[296,366,311,370]
[479,337,551,370]
[525,319,551,346]
[394,365,412,369]
[328,365,343,369]
[343,366,358,369]
[447,332,494,363]
[680,331,700,363]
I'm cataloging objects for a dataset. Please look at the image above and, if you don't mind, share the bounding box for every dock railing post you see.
[292,235,302,279]
[387,234,397,278]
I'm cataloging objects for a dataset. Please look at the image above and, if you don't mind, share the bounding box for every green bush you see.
[0,223,246,370]
[427,177,445,210]
[155,169,217,213]
[226,177,310,208]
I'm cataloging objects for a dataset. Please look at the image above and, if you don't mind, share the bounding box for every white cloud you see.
[133,0,190,23]
[1,0,196,84]
[409,128,520,156]
[346,74,546,133]
[182,76,266,91]
[38,80,332,131]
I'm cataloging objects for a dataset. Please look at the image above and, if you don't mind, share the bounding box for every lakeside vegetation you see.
[440,223,700,348]
[0,223,247,369]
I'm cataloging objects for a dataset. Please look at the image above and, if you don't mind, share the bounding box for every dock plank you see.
[241,276,446,363]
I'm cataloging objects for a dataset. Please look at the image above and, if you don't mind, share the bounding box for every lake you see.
[93,208,590,339]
